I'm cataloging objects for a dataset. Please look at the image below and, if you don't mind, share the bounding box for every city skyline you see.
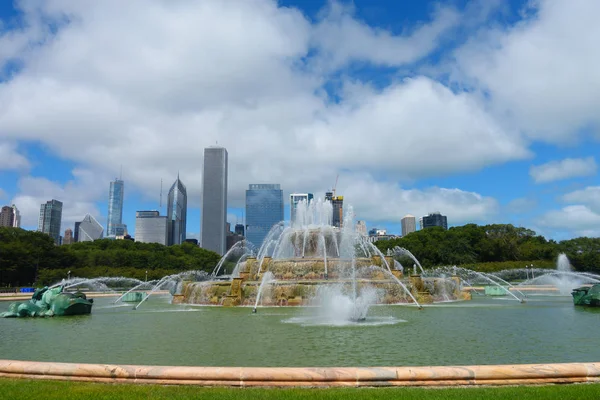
[1,1,599,241]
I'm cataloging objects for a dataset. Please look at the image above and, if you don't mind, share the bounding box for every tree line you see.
[0,227,221,287]
[1,224,599,287]
[375,224,600,272]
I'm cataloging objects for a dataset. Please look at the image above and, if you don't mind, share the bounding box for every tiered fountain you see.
[174,199,470,316]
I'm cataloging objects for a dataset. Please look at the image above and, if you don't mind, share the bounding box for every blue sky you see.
[1,0,599,242]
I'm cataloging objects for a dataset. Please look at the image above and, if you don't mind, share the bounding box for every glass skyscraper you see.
[246,184,284,248]
[107,179,125,236]
[78,214,104,242]
[201,146,228,255]
[167,175,187,246]
[38,199,62,245]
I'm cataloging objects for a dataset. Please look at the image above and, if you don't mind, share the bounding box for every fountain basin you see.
[1,359,599,387]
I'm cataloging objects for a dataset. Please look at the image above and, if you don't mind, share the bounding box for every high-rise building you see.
[78,214,104,242]
[167,175,187,246]
[355,220,367,236]
[421,212,448,230]
[63,228,74,245]
[107,179,125,237]
[38,199,63,245]
[234,223,245,236]
[74,221,81,243]
[0,205,14,227]
[401,214,417,236]
[201,146,228,255]
[290,193,314,226]
[325,191,344,228]
[135,210,168,245]
[246,184,283,247]
[12,205,20,227]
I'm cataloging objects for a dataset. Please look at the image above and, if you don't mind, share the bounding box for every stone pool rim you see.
[1,360,599,387]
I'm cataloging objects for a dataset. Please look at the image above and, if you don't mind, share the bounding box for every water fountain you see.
[178,199,468,319]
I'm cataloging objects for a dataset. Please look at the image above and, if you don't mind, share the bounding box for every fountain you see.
[178,198,468,319]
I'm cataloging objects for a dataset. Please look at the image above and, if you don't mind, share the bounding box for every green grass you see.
[2,379,600,400]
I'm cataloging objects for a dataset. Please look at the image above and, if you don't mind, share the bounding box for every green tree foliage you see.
[0,228,221,286]
[376,224,600,272]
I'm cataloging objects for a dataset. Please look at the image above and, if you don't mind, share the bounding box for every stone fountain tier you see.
[241,255,398,281]
[177,267,471,307]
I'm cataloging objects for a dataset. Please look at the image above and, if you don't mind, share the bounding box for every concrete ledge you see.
[1,360,599,387]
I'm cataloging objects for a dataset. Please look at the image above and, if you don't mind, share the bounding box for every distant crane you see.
[332,174,339,197]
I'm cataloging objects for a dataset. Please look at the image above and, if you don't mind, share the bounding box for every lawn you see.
[2,379,599,400]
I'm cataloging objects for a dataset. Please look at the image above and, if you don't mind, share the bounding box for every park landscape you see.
[2,0,600,398]
[2,202,600,398]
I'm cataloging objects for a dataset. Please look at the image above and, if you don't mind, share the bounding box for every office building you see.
[135,210,168,245]
[246,184,284,248]
[107,179,125,237]
[38,199,62,245]
[201,146,228,255]
[63,228,74,245]
[226,231,245,251]
[421,212,448,230]
[355,220,367,236]
[234,223,245,236]
[1,204,21,228]
[167,175,187,245]
[74,222,81,243]
[325,191,344,228]
[401,214,417,236]
[0,206,14,227]
[290,193,314,226]
[78,214,104,242]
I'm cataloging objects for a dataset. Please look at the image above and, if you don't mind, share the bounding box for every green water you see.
[1,295,599,367]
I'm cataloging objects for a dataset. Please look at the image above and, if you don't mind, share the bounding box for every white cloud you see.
[339,174,499,224]
[529,157,596,184]
[540,205,600,237]
[562,186,600,213]
[312,2,460,70]
[0,0,526,218]
[454,0,600,143]
[10,169,109,230]
[0,141,30,171]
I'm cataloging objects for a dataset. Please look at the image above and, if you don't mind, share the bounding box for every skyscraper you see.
[0,206,14,227]
[290,193,313,226]
[401,214,417,236]
[246,184,284,247]
[167,175,187,246]
[421,212,448,230]
[107,179,125,237]
[12,205,20,227]
[77,214,104,242]
[201,146,228,255]
[38,199,63,245]
[355,220,367,236]
[325,191,344,228]
[135,210,168,245]
[63,228,74,245]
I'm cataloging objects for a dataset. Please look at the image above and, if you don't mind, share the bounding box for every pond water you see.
[1,295,599,367]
